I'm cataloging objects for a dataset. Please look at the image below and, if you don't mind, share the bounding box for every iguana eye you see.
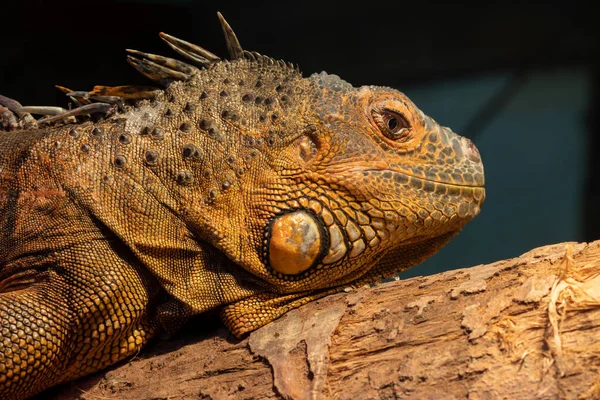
[374,110,410,140]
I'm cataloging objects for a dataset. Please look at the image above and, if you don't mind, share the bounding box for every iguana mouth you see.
[326,161,485,189]
[331,167,485,192]
[376,169,485,189]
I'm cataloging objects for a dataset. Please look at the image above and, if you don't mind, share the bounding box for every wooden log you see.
[42,240,600,400]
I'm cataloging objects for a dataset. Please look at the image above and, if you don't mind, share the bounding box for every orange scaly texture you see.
[0,15,484,399]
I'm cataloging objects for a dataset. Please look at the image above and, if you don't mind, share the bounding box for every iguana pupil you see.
[377,109,410,139]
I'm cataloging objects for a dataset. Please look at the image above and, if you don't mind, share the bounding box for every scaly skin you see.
[0,16,485,399]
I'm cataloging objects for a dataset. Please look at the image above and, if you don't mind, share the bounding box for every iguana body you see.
[0,14,485,399]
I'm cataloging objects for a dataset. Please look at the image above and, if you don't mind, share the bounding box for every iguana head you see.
[206,69,485,290]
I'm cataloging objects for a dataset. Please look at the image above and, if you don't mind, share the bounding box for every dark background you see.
[1,0,597,277]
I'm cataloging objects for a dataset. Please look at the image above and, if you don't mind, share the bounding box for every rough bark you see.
[41,241,600,400]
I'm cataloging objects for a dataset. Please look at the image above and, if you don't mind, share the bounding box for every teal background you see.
[402,68,590,277]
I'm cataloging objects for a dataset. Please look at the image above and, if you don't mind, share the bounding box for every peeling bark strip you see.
[45,241,600,400]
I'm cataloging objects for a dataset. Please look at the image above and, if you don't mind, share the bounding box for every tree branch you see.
[43,240,600,400]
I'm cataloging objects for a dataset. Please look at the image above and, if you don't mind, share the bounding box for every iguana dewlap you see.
[0,13,485,399]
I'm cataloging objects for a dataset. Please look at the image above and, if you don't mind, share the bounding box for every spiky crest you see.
[0,12,300,130]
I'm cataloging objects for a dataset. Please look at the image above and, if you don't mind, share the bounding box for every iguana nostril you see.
[462,138,481,163]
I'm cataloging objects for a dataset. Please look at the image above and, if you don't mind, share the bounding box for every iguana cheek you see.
[268,211,323,275]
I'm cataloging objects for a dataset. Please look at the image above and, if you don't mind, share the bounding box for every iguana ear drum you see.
[267,211,326,275]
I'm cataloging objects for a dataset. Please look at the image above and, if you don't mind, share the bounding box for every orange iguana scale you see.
[0,12,485,399]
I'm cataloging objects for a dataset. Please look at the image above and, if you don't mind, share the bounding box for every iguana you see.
[0,13,485,400]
